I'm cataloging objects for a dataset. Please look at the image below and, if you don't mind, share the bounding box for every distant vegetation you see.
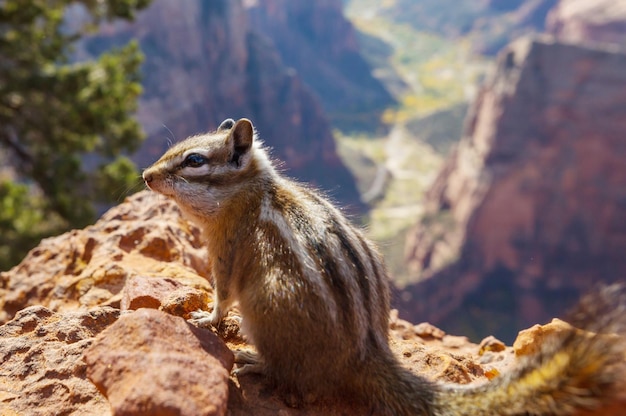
[337,0,491,285]
[339,0,554,285]
[354,0,553,55]
[0,0,151,270]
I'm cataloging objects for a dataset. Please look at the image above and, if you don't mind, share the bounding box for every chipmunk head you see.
[143,118,273,219]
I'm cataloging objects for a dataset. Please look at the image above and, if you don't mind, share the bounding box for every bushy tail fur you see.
[364,284,626,416]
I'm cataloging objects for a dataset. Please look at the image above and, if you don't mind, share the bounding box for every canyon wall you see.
[402,36,626,342]
[246,0,395,130]
[77,0,366,210]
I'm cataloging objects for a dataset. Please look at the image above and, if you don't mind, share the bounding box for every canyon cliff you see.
[77,0,365,211]
[246,0,395,130]
[402,36,626,342]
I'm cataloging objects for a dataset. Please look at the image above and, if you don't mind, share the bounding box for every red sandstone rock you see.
[0,306,119,416]
[120,274,210,319]
[0,191,211,324]
[121,275,186,310]
[159,285,211,319]
[84,308,233,416]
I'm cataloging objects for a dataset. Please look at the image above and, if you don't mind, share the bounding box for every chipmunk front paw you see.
[189,309,219,328]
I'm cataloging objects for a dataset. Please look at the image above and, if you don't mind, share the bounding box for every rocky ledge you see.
[0,191,624,415]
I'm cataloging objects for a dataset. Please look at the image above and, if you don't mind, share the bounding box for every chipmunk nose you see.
[142,171,153,184]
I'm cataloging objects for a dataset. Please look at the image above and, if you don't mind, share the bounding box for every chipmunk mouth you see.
[143,174,175,197]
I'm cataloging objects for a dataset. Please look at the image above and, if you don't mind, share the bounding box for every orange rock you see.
[513,318,573,357]
[120,274,210,319]
[479,335,507,355]
[0,306,119,416]
[160,285,211,319]
[121,275,186,310]
[414,322,447,340]
[84,308,233,416]
[0,191,212,324]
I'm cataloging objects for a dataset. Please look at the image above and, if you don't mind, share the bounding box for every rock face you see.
[85,308,233,416]
[403,36,626,342]
[546,0,626,47]
[0,306,119,416]
[245,0,395,130]
[1,191,625,415]
[77,0,364,211]
[0,191,211,323]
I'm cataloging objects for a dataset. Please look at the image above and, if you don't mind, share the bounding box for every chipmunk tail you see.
[434,283,626,416]
[358,284,626,416]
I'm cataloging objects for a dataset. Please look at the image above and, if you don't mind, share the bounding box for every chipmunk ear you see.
[218,118,235,131]
[228,118,254,167]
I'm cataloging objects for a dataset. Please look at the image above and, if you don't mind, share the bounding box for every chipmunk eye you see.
[182,153,207,168]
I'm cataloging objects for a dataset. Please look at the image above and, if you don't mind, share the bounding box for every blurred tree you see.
[0,0,151,270]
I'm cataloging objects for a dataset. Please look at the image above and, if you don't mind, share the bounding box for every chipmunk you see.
[143,118,626,415]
